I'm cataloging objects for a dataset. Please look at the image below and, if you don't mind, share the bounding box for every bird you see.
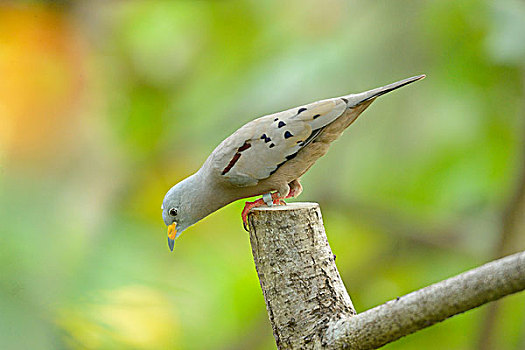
[162,74,426,251]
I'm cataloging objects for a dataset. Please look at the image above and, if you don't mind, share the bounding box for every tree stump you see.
[247,202,355,349]
[247,202,525,350]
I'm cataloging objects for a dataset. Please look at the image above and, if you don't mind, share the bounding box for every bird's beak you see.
[167,223,177,251]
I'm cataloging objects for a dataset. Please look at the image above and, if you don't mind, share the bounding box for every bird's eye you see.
[169,208,178,217]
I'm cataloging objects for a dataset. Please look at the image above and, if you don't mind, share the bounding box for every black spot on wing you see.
[341,98,348,104]
[274,118,278,121]
[278,121,286,128]
[286,153,297,161]
[260,134,271,143]
[268,127,324,176]
[313,114,321,119]
[284,131,293,139]
[297,107,307,114]
[269,143,275,148]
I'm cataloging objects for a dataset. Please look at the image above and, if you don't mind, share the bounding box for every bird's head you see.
[162,181,192,251]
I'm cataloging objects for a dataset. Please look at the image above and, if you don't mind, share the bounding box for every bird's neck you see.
[181,171,232,229]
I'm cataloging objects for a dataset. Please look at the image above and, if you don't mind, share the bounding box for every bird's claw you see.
[241,193,286,231]
[241,199,260,232]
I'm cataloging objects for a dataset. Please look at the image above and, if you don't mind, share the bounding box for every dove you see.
[162,74,425,250]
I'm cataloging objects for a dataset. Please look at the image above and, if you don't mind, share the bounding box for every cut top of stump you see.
[250,202,319,211]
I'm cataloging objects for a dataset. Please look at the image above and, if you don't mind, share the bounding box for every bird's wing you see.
[209,97,348,187]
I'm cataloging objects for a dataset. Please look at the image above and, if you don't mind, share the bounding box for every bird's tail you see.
[343,74,426,107]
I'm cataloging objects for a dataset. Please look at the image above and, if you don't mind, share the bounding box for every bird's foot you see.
[242,192,285,231]
[286,179,302,199]
[286,189,297,199]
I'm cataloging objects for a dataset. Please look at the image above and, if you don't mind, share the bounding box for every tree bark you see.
[247,202,525,350]
[324,250,525,349]
[247,203,355,349]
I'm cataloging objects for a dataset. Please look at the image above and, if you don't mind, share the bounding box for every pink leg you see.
[241,192,285,231]
[286,179,303,199]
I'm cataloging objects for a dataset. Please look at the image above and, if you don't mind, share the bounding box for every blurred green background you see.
[1,0,525,349]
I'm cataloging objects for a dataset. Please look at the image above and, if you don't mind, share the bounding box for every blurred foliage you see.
[1,0,524,349]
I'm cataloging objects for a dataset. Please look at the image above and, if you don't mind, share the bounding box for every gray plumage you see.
[162,75,425,247]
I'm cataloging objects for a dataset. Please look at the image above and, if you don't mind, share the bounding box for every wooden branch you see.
[325,250,525,349]
[247,203,525,350]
